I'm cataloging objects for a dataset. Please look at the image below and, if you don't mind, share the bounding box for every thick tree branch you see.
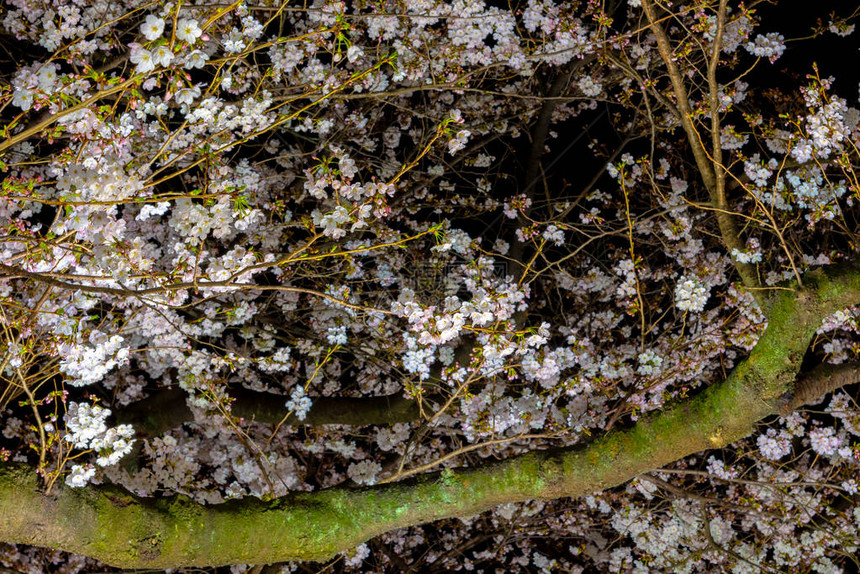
[0,263,857,568]
[785,362,860,414]
[117,388,422,437]
[508,62,578,287]
[641,0,763,303]
[117,356,860,442]
[523,62,579,192]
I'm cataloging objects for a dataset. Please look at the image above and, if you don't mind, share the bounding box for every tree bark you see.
[641,0,764,302]
[118,388,422,438]
[1,262,859,569]
[786,361,860,414]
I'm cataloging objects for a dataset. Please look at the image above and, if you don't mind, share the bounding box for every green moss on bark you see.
[0,262,858,568]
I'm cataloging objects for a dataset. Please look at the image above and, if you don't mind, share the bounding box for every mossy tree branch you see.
[116,359,859,440]
[1,263,859,569]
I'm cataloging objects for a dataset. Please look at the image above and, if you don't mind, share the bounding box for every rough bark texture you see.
[786,362,860,413]
[1,263,859,569]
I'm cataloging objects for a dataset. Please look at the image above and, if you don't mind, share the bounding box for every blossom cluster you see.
[0,0,858,571]
[674,276,710,313]
[64,402,135,487]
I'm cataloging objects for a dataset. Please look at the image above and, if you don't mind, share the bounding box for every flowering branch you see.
[0,261,857,568]
[641,0,764,303]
